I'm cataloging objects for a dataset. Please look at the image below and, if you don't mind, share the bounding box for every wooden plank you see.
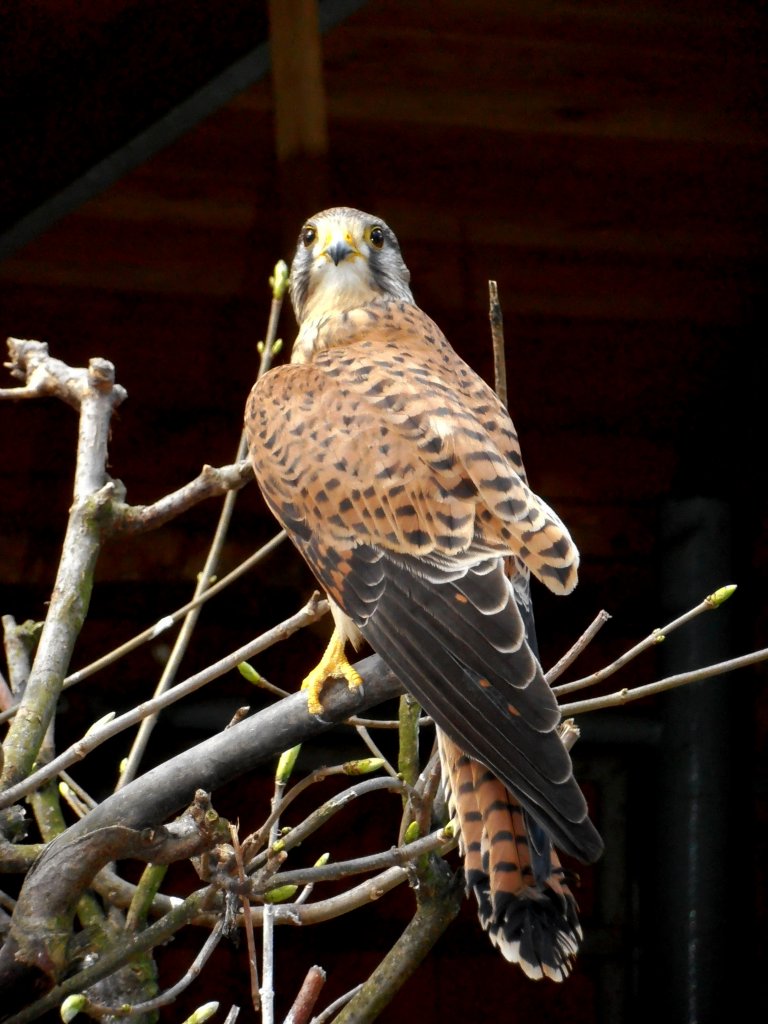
[268,0,328,161]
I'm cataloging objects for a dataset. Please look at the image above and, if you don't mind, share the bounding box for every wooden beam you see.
[268,0,330,227]
[269,0,328,160]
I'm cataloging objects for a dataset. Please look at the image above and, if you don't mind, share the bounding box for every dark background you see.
[0,1,766,1021]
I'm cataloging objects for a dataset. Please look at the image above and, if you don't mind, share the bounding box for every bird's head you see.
[288,207,413,325]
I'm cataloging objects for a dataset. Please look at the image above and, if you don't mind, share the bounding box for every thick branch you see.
[333,853,461,1024]
[0,655,403,1002]
[0,791,227,1011]
[2,339,126,410]
[1,345,125,791]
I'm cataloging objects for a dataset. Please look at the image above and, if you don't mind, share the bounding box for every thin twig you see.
[354,724,400,780]
[546,610,612,684]
[117,456,249,789]
[554,586,736,696]
[397,693,423,843]
[257,863,431,928]
[411,750,443,840]
[132,925,225,1014]
[261,764,290,1023]
[117,281,285,789]
[246,763,392,859]
[231,823,261,1014]
[83,919,226,1018]
[73,533,286,688]
[251,828,455,892]
[2,615,38,694]
[310,983,362,1024]
[125,864,169,933]
[0,534,288,729]
[246,777,408,874]
[58,770,97,810]
[488,280,507,409]
[226,706,251,729]
[559,646,768,716]
[57,780,91,819]
[0,595,329,810]
[348,714,432,729]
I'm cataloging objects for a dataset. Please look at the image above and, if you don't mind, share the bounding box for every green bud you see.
[270,260,290,300]
[237,662,262,685]
[60,994,87,1022]
[181,1003,220,1023]
[403,821,421,844]
[276,745,301,783]
[342,757,385,776]
[707,583,737,608]
[263,884,298,903]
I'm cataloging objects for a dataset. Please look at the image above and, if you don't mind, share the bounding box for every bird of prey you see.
[245,207,603,980]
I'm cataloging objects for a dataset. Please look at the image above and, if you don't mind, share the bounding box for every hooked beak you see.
[325,240,355,266]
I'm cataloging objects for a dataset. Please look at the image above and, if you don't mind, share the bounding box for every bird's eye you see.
[369,226,385,249]
[301,226,316,247]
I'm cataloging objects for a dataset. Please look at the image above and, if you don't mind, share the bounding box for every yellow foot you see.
[302,628,364,716]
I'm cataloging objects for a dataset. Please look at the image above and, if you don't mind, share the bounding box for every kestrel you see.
[245,207,603,980]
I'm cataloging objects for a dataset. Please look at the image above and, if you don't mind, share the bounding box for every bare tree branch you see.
[0,791,228,1003]
[69,919,226,1020]
[488,281,507,409]
[546,609,612,684]
[0,594,331,810]
[117,278,285,788]
[554,585,736,696]
[560,646,768,716]
[310,984,362,1024]
[109,460,254,536]
[0,656,403,1004]
[332,853,461,1024]
[2,327,758,1024]
[230,824,261,1014]
[251,828,454,893]
[284,965,326,1024]
[1,342,125,794]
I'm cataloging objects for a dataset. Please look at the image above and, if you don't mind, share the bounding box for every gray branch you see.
[0,655,404,1009]
[0,341,125,794]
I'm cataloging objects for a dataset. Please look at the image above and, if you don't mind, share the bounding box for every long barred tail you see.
[438,731,583,981]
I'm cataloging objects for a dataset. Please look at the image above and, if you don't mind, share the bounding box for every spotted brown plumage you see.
[245,207,603,980]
